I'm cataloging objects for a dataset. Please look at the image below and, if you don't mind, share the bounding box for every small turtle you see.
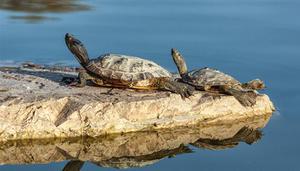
[171,48,265,106]
[64,33,194,97]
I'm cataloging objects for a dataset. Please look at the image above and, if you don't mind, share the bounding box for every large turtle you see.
[171,48,265,106]
[64,33,194,97]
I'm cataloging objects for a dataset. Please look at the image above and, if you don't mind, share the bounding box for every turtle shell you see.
[184,67,240,87]
[85,54,172,82]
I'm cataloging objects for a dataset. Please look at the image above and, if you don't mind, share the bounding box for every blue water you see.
[1,0,300,170]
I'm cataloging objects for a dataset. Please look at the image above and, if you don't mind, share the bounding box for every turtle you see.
[64,33,194,98]
[171,48,265,106]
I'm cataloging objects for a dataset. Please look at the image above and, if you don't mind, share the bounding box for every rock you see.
[0,67,275,142]
[0,113,271,168]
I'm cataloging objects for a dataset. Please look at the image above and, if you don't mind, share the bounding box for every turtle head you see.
[65,33,90,66]
[171,48,188,77]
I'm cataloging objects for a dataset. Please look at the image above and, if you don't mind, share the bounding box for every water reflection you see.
[9,15,58,23]
[0,0,91,22]
[0,114,271,170]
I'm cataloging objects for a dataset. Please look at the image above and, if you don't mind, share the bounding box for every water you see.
[0,0,299,170]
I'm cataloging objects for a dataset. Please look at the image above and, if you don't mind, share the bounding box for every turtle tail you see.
[65,33,90,66]
[171,48,188,77]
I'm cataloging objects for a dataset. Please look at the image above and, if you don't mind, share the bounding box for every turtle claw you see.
[69,82,85,87]
[178,83,195,99]
[186,85,195,96]
[234,91,257,107]
[61,77,85,87]
[162,80,195,99]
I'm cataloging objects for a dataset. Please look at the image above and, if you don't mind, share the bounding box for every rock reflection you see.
[0,0,91,22]
[0,114,272,170]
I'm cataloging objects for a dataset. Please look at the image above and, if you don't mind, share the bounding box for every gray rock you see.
[0,67,275,141]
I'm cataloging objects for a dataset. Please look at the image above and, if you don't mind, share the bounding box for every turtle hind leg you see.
[242,79,265,90]
[158,80,195,98]
[221,86,257,107]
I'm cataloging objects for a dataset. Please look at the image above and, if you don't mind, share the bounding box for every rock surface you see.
[0,67,275,141]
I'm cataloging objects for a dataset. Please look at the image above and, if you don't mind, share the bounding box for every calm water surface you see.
[1,0,300,170]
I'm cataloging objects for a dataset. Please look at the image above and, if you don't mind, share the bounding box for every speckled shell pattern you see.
[185,67,241,87]
[85,54,172,83]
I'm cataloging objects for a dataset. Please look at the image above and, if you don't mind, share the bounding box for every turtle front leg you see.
[241,79,265,90]
[220,85,257,107]
[70,71,94,87]
[158,79,195,98]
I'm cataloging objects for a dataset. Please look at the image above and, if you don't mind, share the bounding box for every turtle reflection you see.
[191,127,263,150]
